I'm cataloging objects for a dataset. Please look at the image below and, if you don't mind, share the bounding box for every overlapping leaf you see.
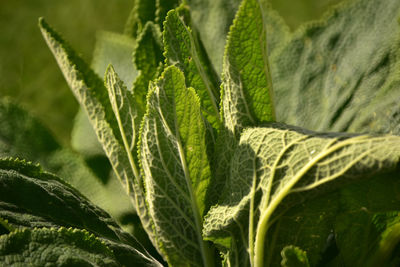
[133,21,164,117]
[163,8,221,129]
[203,124,400,266]
[186,0,289,75]
[39,18,155,249]
[139,66,214,266]
[270,0,400,134]
[0,158,160,266]
[72,30,137,159]
[124,0,156,38]
[221,0,275,135]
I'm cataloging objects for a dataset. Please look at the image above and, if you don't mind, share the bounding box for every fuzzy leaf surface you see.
[39,18,156,250]
[72,30,137,159]
[164,8,220,129]
[0,158,160,266]
[0,227,119,266]
[221,0,275,135]
[139,66,213,266]
[270,0,400,134]
[203,124,400,266]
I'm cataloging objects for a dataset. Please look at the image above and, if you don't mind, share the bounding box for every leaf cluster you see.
[0,0,400,266]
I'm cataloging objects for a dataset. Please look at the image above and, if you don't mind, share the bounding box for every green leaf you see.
[270,0,400,134]
[39,18,131,191]
[281,246,310,267]
[209,0,278,213]
[139,66,214,266]
[72,30,138,160]
[124,0,156,38]
[0,227,119,266]
[39,18,155,251]
[221,0,275,136]
[186,0,289,75]
[203,123,400,266]
[0,158,160,266]
[164,8,221,129]
[133,21,164,118]
[155,0,180,28]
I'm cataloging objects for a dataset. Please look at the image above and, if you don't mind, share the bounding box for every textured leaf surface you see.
[133,21,164,118]
[164,8,221,129]
[0,227,118,266]
[203,123,400,266]
[155,0,180,28]
[222,0,275,135]
[187,0,289,75]
[72,30,137,160]
[39,18,133,193]
[39,18,156,257]
[139,66,213,266]
[211,0,277,212]
[0,158,160,266]
[270,0,400,134]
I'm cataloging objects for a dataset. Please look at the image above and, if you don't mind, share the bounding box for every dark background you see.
[0,0,342,145]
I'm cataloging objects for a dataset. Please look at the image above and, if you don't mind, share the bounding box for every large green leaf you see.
[39,18,158,254]
[39,18,131,192]
[0,158,160,266]
[203,123,400,266]
[270,0,400,134]
[186,0,289,75]
[0,228,119,266]
[139,66,214,266]
[209,0,278,211]
[221,0,275,135]
[0,227,119,266]
[163,8,221,129]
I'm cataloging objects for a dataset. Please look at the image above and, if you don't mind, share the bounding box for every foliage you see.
[1,0,400,266]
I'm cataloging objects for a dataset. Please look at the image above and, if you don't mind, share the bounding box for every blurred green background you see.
[0,0,342,145]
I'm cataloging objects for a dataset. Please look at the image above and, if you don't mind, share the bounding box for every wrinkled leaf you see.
[72,30,138,160]
[39,18,157,253]
[139,66,214,266]
[203,123,400,266]
[0,227,119,266]
[270,0,400,134]
[0,158,160,266]
[164,8,221,129]
[155,0,180,28]
[221,0,275,135]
